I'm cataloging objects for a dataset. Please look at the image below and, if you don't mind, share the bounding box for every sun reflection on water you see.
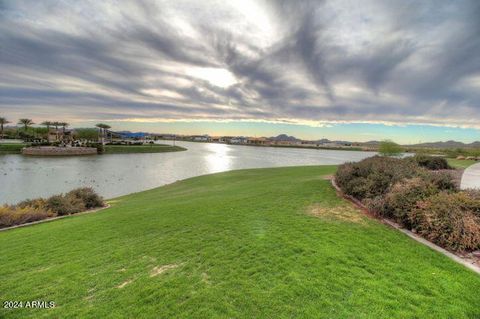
[204,143,233,172]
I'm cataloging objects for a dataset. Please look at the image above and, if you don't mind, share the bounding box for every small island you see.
[0,119,186,156]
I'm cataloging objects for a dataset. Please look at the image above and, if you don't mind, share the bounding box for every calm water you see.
[0,141,375,205]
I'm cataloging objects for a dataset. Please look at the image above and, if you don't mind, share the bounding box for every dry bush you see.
[335,156,424,200]
[411,155,451,170]
[410,191,480,251]
[46,194,85,216]
[0,206,55,228]
[66,188,104,209]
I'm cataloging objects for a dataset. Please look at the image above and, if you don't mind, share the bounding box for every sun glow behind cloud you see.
[186,68,237,88]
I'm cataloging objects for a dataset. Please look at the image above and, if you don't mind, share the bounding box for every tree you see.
[74,128,98,141]
[18,118,34,132]
[41,121,53,131]
[60,122,69,136]
[40,121,53,140]
[0,117,10,140]
[52,121,61,141]
[95,123,111,145]
[379,140,403,157]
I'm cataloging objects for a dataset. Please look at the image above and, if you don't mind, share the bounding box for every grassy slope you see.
[447,158,477,169]
[104,144,186,154]
[0,166,479,318]
[0,143,26,154]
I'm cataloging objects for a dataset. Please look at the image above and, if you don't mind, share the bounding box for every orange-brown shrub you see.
[0,206,55,228]
[0,188,104,228]
[410,191,480,251]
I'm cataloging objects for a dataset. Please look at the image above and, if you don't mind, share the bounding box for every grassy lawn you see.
[447,158,477,169]
[103,144,186,154]
[0,143,27,154]
[0,166,479,318]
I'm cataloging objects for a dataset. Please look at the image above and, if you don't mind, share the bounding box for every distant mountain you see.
[407,140,480,148]
[269,134,300,142]
[363,140,381,145]
[314,138,354,145]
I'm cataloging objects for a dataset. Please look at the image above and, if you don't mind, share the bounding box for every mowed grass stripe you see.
[0,166,479,318]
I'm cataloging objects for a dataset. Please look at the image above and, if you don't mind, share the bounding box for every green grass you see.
[447,158,477,169]
[0,143,27,154]
[103,144,186,154]
[0,166,479,318]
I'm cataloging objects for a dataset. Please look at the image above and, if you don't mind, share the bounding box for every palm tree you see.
[95,123,111,145]
[60,122,69,136]
[41,121,53,131]
[41,121,53,140]
[0,117,10,140]
[18,118,34,132]
[52,121,61,141]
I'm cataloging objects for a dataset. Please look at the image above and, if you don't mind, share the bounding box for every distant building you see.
[271,140,301,146]
[247,137,269,145]
[191,135,210,142]
[230,137,248,144]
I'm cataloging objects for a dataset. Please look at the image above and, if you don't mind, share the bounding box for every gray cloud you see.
[0,0,479,127]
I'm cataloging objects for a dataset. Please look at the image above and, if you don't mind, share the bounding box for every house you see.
[247,137,269,145]
[191,135,210,142]
[230,137,248,144]
[271,140,302,146]
[47,128,74,142]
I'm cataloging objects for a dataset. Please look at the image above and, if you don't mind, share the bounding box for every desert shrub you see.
[423,171,458,191]
[16,198,47,209]
[410,191,480,251]
[46,194,85,216]
[412,155,451,170]
[66,187,104,209]
[0,188,104,228]
[364,196,387,216]
[0,206,54,228]
[382,178,439,227]
[335,156,423,200]
[335,155,479,252]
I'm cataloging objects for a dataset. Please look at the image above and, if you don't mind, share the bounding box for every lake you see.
[0,141,375,205]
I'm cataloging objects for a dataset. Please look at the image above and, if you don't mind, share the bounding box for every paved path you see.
[461,163,480,190]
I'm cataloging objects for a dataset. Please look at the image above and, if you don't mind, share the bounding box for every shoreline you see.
[160,139,376,152]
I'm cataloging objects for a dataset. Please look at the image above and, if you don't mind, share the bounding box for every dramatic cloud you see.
[1,0,479,127]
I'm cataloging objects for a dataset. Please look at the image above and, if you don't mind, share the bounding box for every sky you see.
[0,0,479,144]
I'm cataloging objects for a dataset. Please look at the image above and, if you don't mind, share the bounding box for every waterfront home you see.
[230,137,248,144]
[247,137,270,145]
[47,128,74,142]
[272,140,302,146]
[191,135,210,142]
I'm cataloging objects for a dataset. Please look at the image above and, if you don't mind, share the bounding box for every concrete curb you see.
[0,204,111,232]
[330,178,480,275]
